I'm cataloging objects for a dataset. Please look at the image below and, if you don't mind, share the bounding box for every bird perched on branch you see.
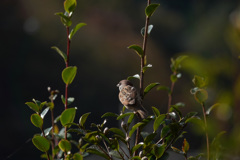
[117,80,147,119]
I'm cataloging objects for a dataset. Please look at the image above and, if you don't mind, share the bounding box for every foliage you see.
[25,0,227,160]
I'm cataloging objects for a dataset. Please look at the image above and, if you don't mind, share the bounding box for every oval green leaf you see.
[128,45,143,58]
[194,89,208,104]
[101,112,119,118]
[51,46,67,62]
[64,0,77,14]
[62,66,77,85]
[31,114,43,128]
[144,82,160,96]
[26,102,39,113]
[69,23,87,40]
[58,139,72,152]
[73,153,83,160]
[129,122,144,137]
[79,112,91,128]
[109,128,125,138]
[153,114,166,132]
[145,3,160,17]
[60,108,76,127]
[32,135,50,152]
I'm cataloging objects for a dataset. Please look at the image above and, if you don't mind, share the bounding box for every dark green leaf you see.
[117,112,133,120]
[79,112,91,128]
[154,144,166,158]
[129,122,144,137]
[153,114,166,132]
[127,113,135,125]
[109,150,122,159]
[55,12,72,26]
[157,85,171,94]
[86,148,109,160]
[26,102,39,113]
[131,156,141,160]
[127,74,140,81]
[159,152,169,160]
[144,82,160,96]
[62,66,77,85]
[211,131,226,147]
[69,23,87,40]
[51,46,67,62]
[131,142,144,153]
[32,135,50,152]
[174,55,188,70]
[128,45,144,58]
[58,139,71,152]
[31,114,43,128]
[144,133,157,144]
[109,128,125,138]
[152,106,160,117]
[185,117,204,130]
[60,108,76,127]
[101,112,118,118]
[194,89,208,104]
[41,107,49,119]
[145,3,160,17]
[64,0,77,13]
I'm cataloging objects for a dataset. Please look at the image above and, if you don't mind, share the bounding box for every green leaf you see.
[32,135,50,152]
[145,3,160,17]
[51,46,67,62]
[55,12,72,27]
[131,142,144,153]
[73,153,83,160]
[211,131,226,147]
[171,146,183,154]
[41,107,49,119]
[174,55,188,70]
[58,139,72,152]
[31,114,43,128]
[192,75,208,88]
[143,64,152,73]
[129,122,144,137]
[62,66,77,85]
[206,103,220,115]
[152,106,160,117]
[144,133,157,144]
[154,114,166,132]
[144,82,160,96]
[170,74,177,83]
[141,25,154,36]
[109,150,122,159]
[101,112,118,118]
[127,113,135,125]
[60,108,76,127]
[128,45,144,58]
[69,23,87,40]
[64,0,77,14]
[117,112,133,120]
[157,85,171,94]
[182,138,189,153]
[127,74,140,81]
[154,144,166,158]
[185,117,204,130]
[161,125,170,138]
[79,112,91,128]
[26,102,39,113]
[109,128,125,138]
[194,89,208,104]
[86,148,110,160]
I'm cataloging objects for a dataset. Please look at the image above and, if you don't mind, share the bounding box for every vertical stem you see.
[168,81,175,113]
[64,26,71,140]
[51,109,55,159]
[201,103,210,160]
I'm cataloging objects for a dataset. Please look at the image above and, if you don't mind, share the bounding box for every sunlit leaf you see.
[145,3,160,17]
[79,112,91,128]
[171,146,183,154]
[60,108,76,127]
[144,82,160,96]
[69,23,87,40]
[153,114,166,132]
[55,12,72,27]
[64,0,77,14]
[73,153,83,160]
[41,107,50,119]
[51,46,67,62]
[109,128,125,138]
[154,144,166,158]
[152,106,160,117]
[31,114,43,128]
[143,64,153,73]
[206,103,220,115]
[192,75,208,88]
[127,113,135,125]
[128,45,144,58]
[127,74,140,81]
[32,135,50,152]
[117,112,133,120]
[182,138,189,153]
[58,139,71,152]
[26,102,39,113]
[101,112,118,118]
[62,66,77,85]
[131,142,144,153]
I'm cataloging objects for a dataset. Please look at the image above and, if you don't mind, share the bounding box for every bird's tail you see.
[137,108,148,119]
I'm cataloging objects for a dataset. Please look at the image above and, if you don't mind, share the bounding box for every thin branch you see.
[119,146,130,159]
[97,145,112,160]
[201,103,210,160]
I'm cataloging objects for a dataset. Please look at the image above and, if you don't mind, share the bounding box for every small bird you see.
[117,80,147,119]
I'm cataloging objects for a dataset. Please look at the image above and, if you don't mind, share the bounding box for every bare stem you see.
[64,26,71,140]
[201,103,210,160]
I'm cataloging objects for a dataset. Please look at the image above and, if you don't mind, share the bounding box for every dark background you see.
[1,0,240,159]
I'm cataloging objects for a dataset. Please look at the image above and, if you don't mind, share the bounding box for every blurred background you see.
[1,0,240,159]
